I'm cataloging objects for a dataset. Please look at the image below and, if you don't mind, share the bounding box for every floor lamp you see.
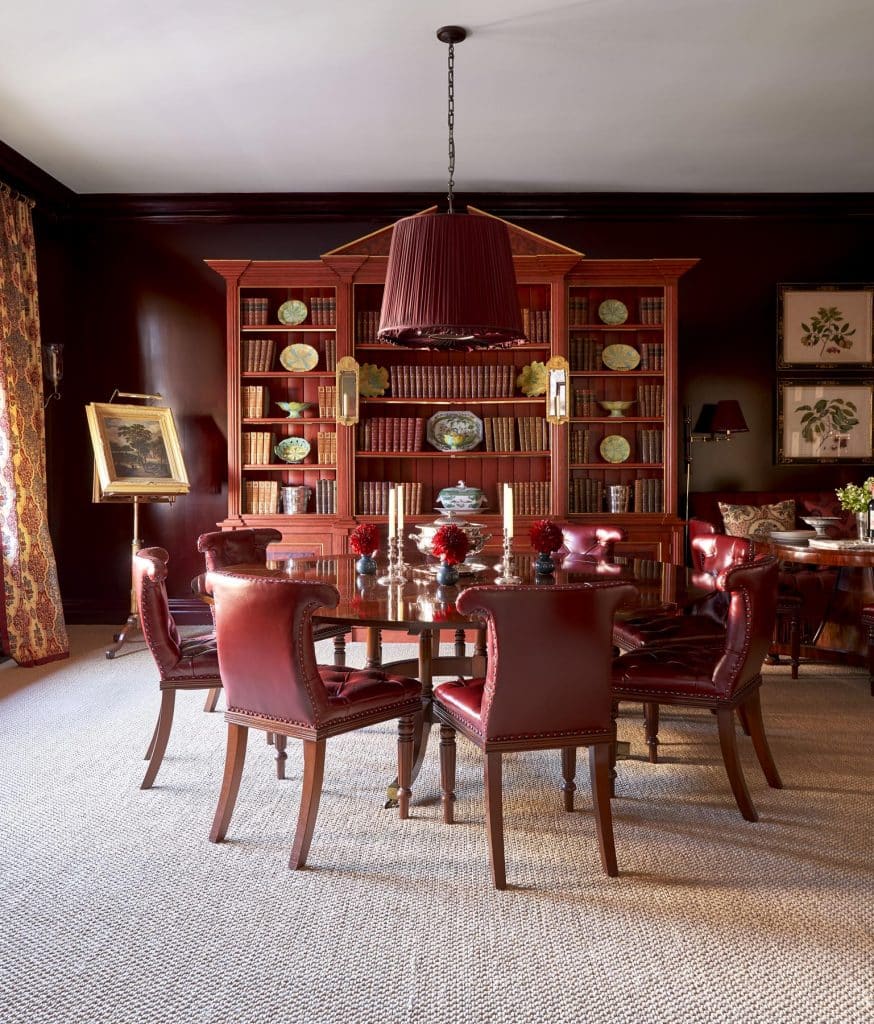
[683,400,749,557]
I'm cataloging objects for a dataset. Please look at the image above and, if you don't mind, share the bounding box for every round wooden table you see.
[754,538,874,664]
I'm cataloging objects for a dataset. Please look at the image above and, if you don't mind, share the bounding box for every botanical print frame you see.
[777,283,874,369]
[86,402,190,495]
[776,380,874,464]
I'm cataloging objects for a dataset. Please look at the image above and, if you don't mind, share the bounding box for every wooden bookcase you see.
[207,217,696,563]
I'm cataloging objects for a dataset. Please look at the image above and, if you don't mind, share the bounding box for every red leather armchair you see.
[433,581,636,888]
[612,556,784,822]
[134,548,223,790]
[557,523,627,562]
[207,568,422,870]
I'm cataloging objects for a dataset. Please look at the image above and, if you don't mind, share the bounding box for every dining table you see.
[209,551,714,805]
[753,537,874,665]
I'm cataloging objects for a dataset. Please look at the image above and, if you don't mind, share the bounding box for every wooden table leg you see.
[384,629,435,808]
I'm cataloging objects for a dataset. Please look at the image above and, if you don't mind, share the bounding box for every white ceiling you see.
[2,0,873,195]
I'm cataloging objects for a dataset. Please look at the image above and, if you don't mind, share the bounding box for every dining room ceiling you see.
[2,0,873,196]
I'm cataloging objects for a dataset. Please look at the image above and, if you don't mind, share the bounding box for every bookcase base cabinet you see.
[208,222,696,569]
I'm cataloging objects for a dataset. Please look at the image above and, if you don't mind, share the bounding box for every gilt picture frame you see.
[777,283,874,369]
[776,380,874,464]
[86,402,190,495]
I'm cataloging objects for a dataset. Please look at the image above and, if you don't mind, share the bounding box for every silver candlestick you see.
[495,528,521,585]
[378,535,407,585]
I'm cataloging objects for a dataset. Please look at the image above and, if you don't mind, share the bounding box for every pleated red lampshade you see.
[377,212,525,350]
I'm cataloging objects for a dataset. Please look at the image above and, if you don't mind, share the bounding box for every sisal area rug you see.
[1,626,871,1023]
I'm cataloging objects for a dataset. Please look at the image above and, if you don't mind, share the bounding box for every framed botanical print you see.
[776,380,874,463]
[777,283,874,369]
[86,402,190,495]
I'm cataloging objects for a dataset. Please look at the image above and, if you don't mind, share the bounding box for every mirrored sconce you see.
[545,356,570,425]
[42,342,64,408]
[336,356,360,426]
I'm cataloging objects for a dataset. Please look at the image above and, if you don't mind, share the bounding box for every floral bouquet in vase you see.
[529,519,563,574]
[350,523,380,575]
[432,523,470,586]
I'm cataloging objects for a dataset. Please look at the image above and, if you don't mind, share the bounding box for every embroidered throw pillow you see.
[718,500,796,539]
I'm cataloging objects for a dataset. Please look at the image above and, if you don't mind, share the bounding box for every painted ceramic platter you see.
[274,436,311,464]
[426,411,484,452]
[277,299,308,326]
[516,361,548,397]
[279,343,319,372]
[598,299,629,325]
[599,434,631,463]
[602,343,641,371]
[358,363,389,397]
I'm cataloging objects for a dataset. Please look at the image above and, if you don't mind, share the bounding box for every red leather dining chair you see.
[207,567,422,870]
[612,556,783,822]
[557,523,627,562]
[196,529,350,677]
[134,548,223,790]
[432,581,636,889]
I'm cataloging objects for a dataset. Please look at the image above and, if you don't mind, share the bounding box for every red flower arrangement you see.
[529,519,563,554]
[431,524,470,566]
[349,523,379,556]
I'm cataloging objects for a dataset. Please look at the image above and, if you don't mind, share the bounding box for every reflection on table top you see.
[208,553,711,632]
[754,538,874,568]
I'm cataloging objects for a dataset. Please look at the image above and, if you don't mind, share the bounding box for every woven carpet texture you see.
[1,626,871,1023]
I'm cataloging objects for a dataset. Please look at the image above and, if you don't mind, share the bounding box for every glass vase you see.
[534,551,556,574]
[356,553,377,575]
[436,561,459,586]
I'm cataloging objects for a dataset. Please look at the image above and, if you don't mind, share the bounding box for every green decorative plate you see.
[516,361,548,397]
[358,363,389,397]
[599,434,631,463]
[602,343,641,371]
[274,436,311,463]
[279,343,319,372]
[277,299,308,326]
[598,299,629,325]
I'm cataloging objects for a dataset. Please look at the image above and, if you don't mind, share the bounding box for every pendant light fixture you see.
[378,26,525,351]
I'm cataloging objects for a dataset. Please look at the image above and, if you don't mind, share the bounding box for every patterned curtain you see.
[0,182,69,666]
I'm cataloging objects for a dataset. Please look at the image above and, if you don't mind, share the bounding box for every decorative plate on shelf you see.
[598,299,629,325]
[358,363,389,397]
[279,343,319,372]
[516,361,548,397]
[599,434,631,463]
[602,343,641,371]
[274,436,311,463]
[426,411,484,452]
[277,299,308,326]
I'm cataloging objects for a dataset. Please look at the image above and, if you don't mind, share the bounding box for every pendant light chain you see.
[447,39,456,214]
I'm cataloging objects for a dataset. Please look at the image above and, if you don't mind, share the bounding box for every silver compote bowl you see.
[801,515,844,538]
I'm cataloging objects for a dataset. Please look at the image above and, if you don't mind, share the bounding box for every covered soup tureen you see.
[435,480,486,512]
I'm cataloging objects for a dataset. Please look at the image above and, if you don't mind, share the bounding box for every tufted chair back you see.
[455,582,636,741]
[208,570,340,726]
[197,528,283,571]
[689,533,755,624]
[134,547,182,675]
[712,556,779,698]
[557,524,627,562]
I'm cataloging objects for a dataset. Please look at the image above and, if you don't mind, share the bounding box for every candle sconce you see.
[545,356,569,426]
[336,356,360,426]
[42,342,64,408]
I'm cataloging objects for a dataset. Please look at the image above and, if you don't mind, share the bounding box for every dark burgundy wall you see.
[25,194,874,622]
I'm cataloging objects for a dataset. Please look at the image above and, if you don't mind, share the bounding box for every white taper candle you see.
[388,486,396,542]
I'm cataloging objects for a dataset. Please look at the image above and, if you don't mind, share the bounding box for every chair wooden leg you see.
[332,634,346,668]
[716,708,758,822]
[203,687,221,713]
[289,738,326,869]
[454,629,466,657]
[608,701,619,797]
[439,725,457,824]
[560,746,576,811]
[589,743,618,877]
[644,702,660,763]
[143,709,161,761]
[397,716,415,819]
[274,733,288,780]
[484,751,506,890]
[736,703,751,736]
[789,614,800,680]
[742,688,783,789]
[209,722,248,842]
[141,690,176,789]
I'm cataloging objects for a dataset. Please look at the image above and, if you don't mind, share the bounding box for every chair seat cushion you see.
[613,614,725,651]
[162,633,221,683]
[318,666,421,717]
[612,642,726,700]
[433,677,487,732]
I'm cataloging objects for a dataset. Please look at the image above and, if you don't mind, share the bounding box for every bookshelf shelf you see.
[208,228,696,561]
